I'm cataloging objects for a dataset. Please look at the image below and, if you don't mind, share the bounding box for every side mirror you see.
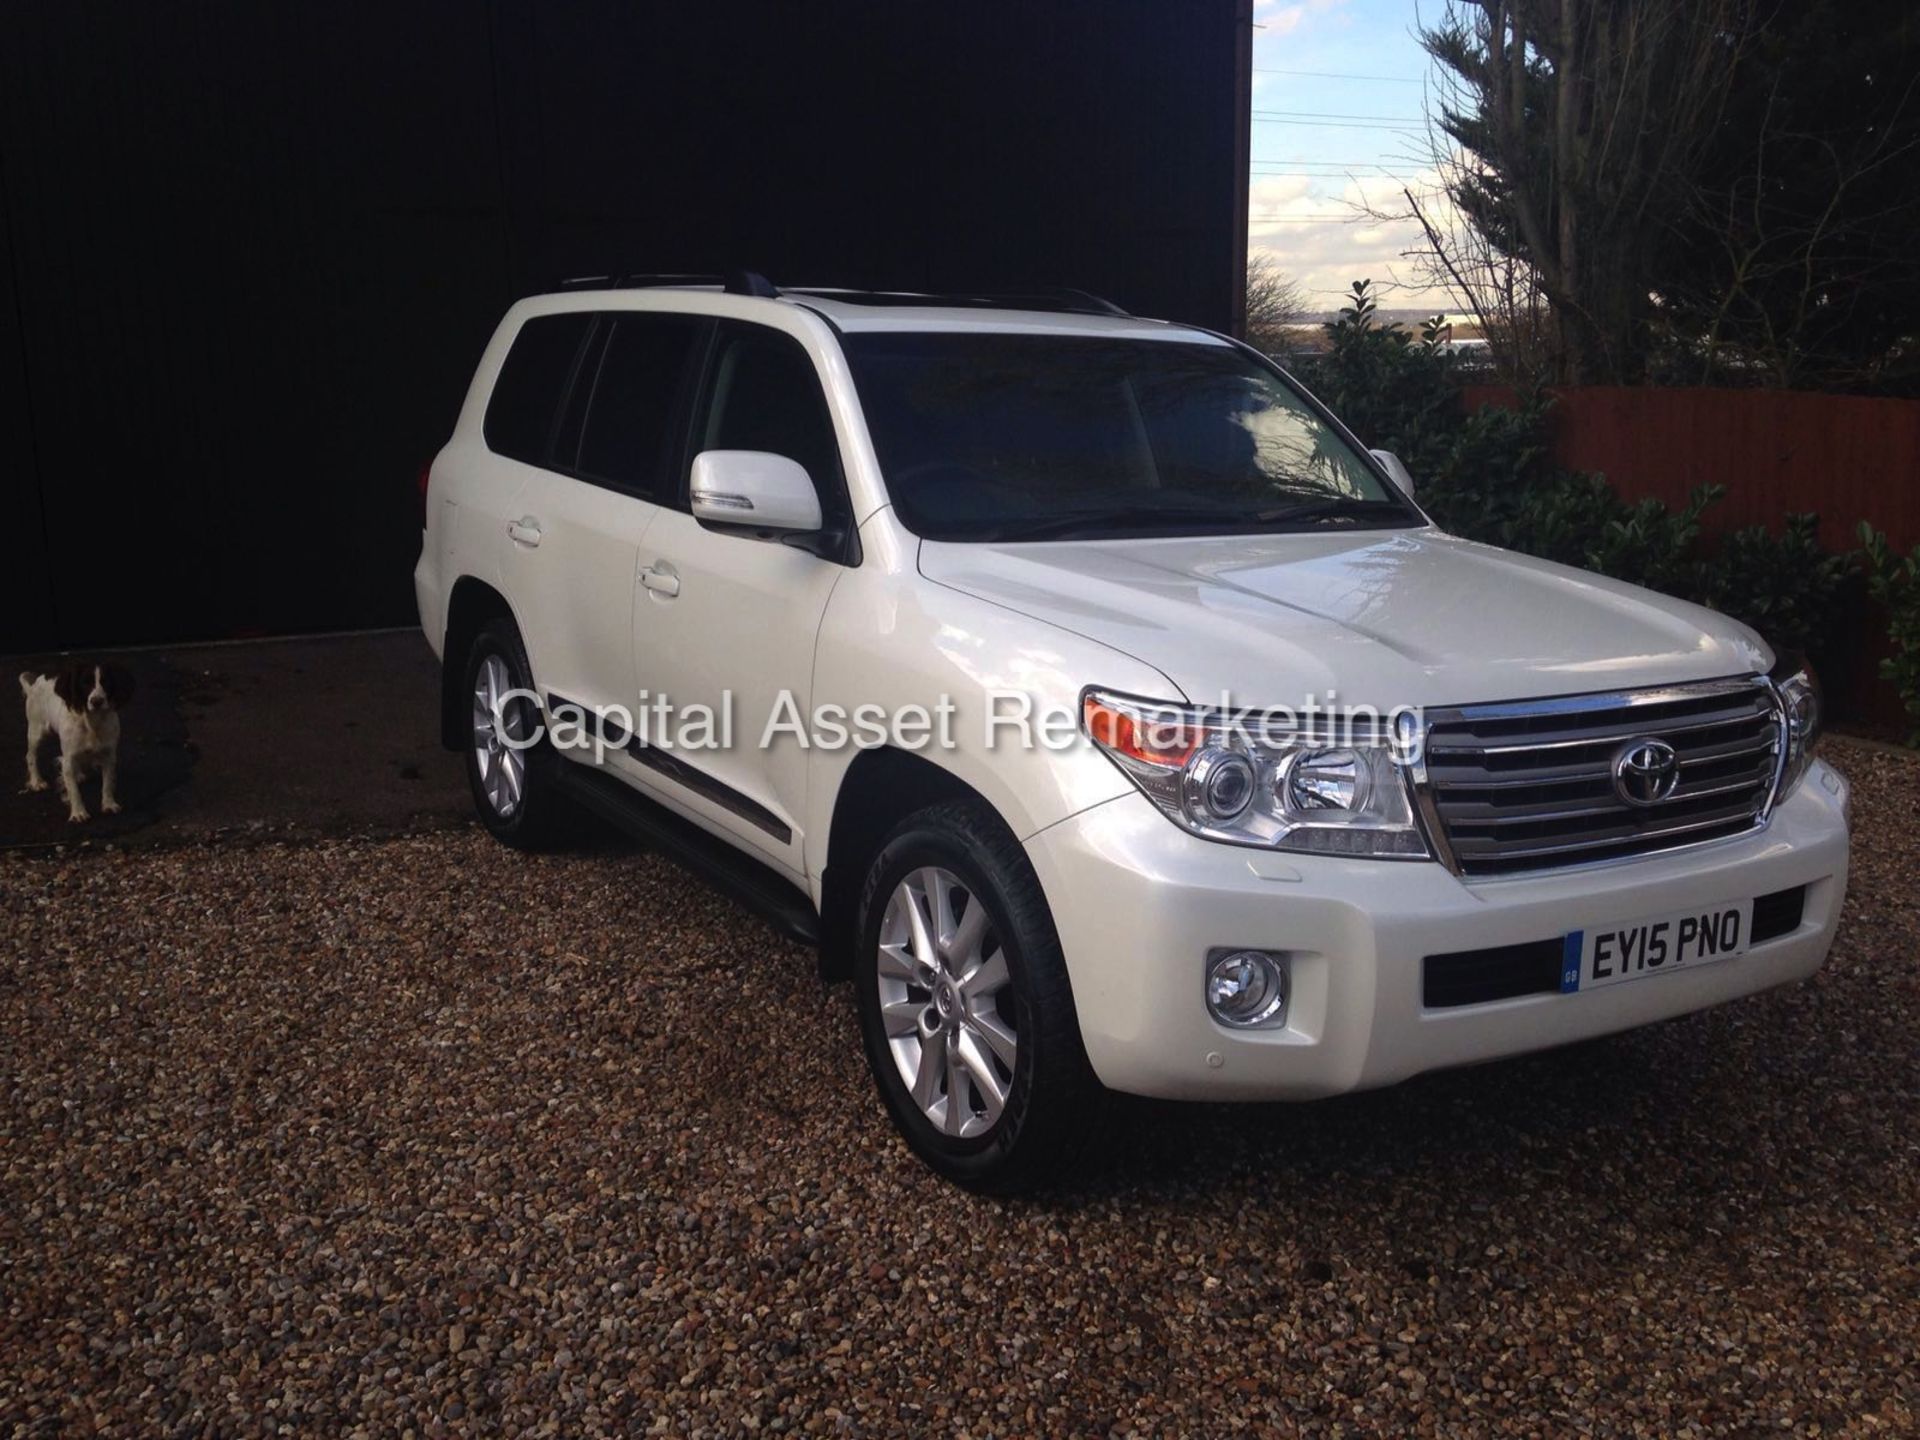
[1369,448,1416,497]
[690,450,823,534]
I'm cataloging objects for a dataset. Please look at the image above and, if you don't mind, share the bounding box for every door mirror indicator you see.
[691,450,824,534]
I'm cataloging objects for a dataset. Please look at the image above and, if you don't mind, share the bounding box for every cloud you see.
[1247,167,1461,313]
[1254,0,1349,38]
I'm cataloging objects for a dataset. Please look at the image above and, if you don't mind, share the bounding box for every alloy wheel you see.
[471,652,527,818]
[876,867,1019,1138]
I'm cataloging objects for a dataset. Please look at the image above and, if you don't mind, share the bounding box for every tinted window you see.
[698,325,843,512]
[574,314,701,498]
[484,313,593,464]
[842,333,1413,541]
[550,322,608,471]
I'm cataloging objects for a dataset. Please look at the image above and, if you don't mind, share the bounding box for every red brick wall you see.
[1461,385,1920,729]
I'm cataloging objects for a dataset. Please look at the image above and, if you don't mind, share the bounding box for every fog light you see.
[1205,949,1289,1028]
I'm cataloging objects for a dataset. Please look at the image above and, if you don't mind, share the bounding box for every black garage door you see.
[0,0,1250,651]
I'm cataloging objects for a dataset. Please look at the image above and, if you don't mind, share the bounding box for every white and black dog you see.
[21,663,135,823]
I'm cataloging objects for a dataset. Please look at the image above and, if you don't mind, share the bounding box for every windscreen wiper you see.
[980,504,1246,542]
[1252,496,1414,525]
[978,496,1413,542]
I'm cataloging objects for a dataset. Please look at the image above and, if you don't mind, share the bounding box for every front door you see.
[629,319,855,874]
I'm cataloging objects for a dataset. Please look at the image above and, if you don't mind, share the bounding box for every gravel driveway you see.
[3,737,1914,1437]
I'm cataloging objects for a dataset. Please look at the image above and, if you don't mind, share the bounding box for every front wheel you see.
[853,800,1105,1193]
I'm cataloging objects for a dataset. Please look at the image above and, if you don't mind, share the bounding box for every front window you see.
[697,323,845,518]
[842,333,1418,541]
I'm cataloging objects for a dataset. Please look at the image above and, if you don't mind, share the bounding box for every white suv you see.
[415,274,1851,1191]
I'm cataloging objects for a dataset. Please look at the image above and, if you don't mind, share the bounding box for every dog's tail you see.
[18,671,35,696]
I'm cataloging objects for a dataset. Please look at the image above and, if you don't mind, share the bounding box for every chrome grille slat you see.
[1680,734,1778,766]
[1423,677,1781,877]
[1447,808,1766,863]
[1451,791,1766,844]
[1446,771,1773,827]
[1434,751,1773,799]
[1424,682,1773,726]
[1427,705,1772,756]
[1424,767,1614,791]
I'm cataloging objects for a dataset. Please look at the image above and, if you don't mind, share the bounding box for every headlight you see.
[1082,691,1429,858]
[1771,658,1821,799]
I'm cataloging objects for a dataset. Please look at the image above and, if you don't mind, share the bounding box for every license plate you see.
[1560,899,1753,993]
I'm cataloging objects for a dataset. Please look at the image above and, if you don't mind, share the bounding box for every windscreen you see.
[842,333,1417,541]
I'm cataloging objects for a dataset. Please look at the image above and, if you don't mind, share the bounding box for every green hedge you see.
[1860,525,1920,744]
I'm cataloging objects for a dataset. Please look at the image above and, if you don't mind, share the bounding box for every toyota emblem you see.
[1612,738,1680,806]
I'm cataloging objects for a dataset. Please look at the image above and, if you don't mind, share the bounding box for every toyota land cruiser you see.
[415,274,1850,1191]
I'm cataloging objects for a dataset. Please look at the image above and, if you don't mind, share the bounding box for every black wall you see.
[0,1,1250,651]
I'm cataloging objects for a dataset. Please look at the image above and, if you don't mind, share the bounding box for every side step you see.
[550,760,821,945]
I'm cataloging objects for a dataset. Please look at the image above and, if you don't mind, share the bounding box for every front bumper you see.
[1025,760,1850,1100]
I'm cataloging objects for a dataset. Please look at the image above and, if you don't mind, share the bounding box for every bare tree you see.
[1335,135,1554,380]
[1684,102,1919,387]
[1418,1,1753,384]
[1663,5,1920,393]
[1398,180,1555,383]
[1244,254,1309,356]
[1359,1,1920,392]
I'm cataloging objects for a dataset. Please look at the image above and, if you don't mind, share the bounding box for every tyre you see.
[853,799,1105,1193]
[461,617,571,849]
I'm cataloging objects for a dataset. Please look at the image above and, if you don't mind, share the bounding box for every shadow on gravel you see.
[1034,1014,1805,1220]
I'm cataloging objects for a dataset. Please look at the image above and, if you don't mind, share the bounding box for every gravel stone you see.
[1,737,1913,1436]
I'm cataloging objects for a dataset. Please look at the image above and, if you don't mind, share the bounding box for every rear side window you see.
[573,314,702,499]
[696,323,844,515]
[483,313,593,464]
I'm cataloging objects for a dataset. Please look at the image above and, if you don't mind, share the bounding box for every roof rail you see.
[554,271,783,297]
[724,270,780,298]
[550,275,1124,316]
[1046,288,1130,317]
[787,287,1129,318]
[557,272,714,290]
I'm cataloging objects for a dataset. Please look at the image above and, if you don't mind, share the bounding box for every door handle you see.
[506,517,543,547]
[639,564,680,598]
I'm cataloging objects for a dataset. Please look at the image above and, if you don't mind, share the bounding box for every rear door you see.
[498,310,702,741]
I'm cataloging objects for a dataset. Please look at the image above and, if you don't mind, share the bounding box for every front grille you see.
[1750,885,1807,944]
[1423,679,1782,877]
[1423,937,1564,1008]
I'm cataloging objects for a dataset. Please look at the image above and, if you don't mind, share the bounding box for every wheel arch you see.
[439,576,523,750]
[819,747,992,981]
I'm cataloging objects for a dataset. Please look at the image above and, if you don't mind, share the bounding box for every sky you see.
[1249,0,1455,316]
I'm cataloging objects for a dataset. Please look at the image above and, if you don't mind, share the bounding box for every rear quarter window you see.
[483,313,593,465]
